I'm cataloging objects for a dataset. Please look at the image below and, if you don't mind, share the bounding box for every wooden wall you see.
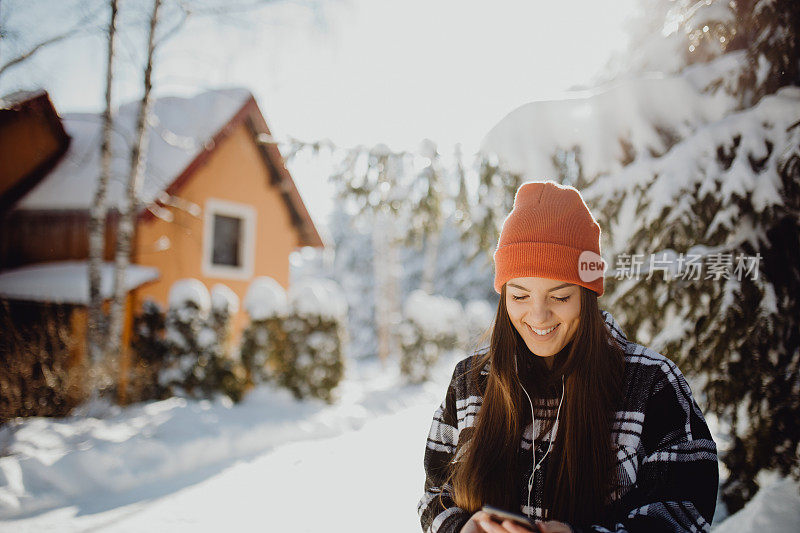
[0,210,119,270]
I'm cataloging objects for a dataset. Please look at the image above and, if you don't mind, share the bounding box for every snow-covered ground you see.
[0,353,462,532]
[1,352,798,532]
[0,400,435,532]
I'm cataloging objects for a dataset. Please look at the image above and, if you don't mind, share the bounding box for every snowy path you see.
[1,402,433,532]
[2,350,798,532]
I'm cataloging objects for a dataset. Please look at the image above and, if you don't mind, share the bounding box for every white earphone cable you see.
[515,354,565,518]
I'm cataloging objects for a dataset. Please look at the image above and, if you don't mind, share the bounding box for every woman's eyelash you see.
[511,295,570,302]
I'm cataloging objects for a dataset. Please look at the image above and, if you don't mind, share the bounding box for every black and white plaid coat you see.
[418,309,718,533]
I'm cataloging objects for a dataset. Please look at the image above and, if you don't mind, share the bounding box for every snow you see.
[486,54,800,254]
[0,405,436,532]
[712,476,800,533]
[168,279,211,314]
[0,89,47,108]
[681,51,747,95]
[649,302,692,351]
[418,138,438,160]
[196,327,217,349]
[0,349,796,531]
[15,88,252,211]
[481,72,736,180]
[684,0,736,31]
[0,261,159,305]
[0,353,466,529]
[243,276,288,321]
[210,283,239,315]
[403,290,463,338]
[288,277,348,321]
[584,86,800,253]
[465,299,495,339]
[754,54,771,89]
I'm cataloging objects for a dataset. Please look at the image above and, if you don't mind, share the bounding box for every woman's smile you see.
[526,322,560,338]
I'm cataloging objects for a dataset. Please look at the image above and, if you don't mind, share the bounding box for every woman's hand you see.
[533,521,572,533]
[460,511,573,533]
[460,510,495,533]
[460,510,535,533]
[460,510,527,533]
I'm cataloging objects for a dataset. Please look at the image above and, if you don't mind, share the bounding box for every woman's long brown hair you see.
[444,283,625,527]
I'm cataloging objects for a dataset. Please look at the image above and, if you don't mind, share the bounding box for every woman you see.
[418,181,718,533]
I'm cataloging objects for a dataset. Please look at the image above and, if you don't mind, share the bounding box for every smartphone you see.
[481,505,537,530]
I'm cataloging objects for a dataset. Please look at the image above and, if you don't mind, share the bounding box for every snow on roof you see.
[16,88,252,210]
[0,261,159,305]
[0,89,48,109]
[481,69,738,180]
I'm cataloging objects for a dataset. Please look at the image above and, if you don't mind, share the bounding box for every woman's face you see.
[505,277,581,360]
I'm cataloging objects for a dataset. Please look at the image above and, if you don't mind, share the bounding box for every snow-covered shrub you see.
[239,277,288,384]
[280,279,347,402]
[243,276,288,321]
[159,279,246,402]
[210,283,239,349]
[129,299,170,401]
[240,277,347,403]
[399,290,462,383]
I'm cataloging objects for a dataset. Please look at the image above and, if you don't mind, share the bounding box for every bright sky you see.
[1,0,635,227]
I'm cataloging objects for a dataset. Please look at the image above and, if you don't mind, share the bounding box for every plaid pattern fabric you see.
[418,310,718,533]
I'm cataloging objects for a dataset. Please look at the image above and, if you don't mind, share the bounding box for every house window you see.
[212,214,242,267]
[203,198,255,279]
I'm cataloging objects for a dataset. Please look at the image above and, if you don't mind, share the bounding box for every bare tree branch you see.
[186,0,294,16]
[0,31,73,77]
[0,2,106,78]
[153,1,191,49]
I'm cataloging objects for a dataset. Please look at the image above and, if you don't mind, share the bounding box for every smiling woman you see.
[418,181,719,533]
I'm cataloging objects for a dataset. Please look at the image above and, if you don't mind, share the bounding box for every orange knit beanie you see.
[493,180,605,296]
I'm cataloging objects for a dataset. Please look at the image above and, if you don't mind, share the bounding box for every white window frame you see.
[202,198,256,280]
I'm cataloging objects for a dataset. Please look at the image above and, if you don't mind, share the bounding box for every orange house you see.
[0,89,325,390]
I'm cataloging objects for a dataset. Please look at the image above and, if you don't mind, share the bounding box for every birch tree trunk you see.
[420,225,440,294]
[105,0,162,389]
[372,213,391,365]
[372,210,401,366]
[88,0,118,369]
[371,153,403,366]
